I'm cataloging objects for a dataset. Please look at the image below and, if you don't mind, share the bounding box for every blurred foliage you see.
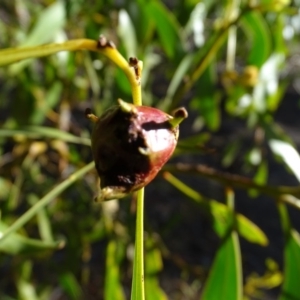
[1,0,300,299]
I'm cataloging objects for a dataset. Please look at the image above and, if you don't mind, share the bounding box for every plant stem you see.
[131,188,145,300]
[0,162,95,245]
[163,163,300,209]
[0,38,142,106]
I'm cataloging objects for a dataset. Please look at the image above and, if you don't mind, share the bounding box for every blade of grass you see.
[0,162,95,245]
[131,188,145,300]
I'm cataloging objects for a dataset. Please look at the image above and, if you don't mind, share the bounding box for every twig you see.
[162,163,300,207]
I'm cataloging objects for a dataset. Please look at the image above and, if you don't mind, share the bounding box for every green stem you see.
[0,38,141,106]
[0,162,95,245]
[131,188,145,300]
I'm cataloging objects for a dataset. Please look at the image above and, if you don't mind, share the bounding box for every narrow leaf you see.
[22,1,65,47]
[59,272,83,300]
[104,240,126,300]
[9,1,66,73]
[147,1,181,58]
[118,9,137,57]
[241,11,272,67]
[201,231,242,300]
[145,236,167,300]
[280,229,300,300]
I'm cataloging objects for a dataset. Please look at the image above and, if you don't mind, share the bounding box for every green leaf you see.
[280,229,300,300]
[9,1,66,74]
[174,132,211,156]
[241,11,272,67]
[249,161,268,197]
[235,213,268,246]
[147,1,181,58]
[201,231,242,300]
[160,53,195,110]
[28,194,54,243]
[210,201,268,246]
[59,272,83,300]
[22,1,65,47]
[104,240,126,300]
[145,237,167,300]
[134,1,154,46]
[278,203,300,300]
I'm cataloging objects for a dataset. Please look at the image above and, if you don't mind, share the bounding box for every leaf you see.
[9,1,66,74]
[28,194,54,243]
[147,1,182,58]
[252,53,285,113]
[278,203,300,300]
[134,1,154,46]
[280,229,300,300]
[59,272,83,300]
[160,53,195,111]
[241,11,272,67]
[22,1,66,47]
[183,2,208,47]
[249,161,268,197]
[118,9,138,57]
[210,201,268,246]
[145,237,167,300]
[201,231,242,300]
[269,139,300,182]
[174,132,211,156]
[235,213,268,246]
[104,240,126,300]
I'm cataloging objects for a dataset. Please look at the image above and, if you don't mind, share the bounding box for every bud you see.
[86,99,187,201]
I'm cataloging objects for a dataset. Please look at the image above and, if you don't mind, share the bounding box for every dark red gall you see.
[86,99,187,201]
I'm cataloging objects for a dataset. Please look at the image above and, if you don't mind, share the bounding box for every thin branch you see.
[0,36,142,106]
[163,163,300,207]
